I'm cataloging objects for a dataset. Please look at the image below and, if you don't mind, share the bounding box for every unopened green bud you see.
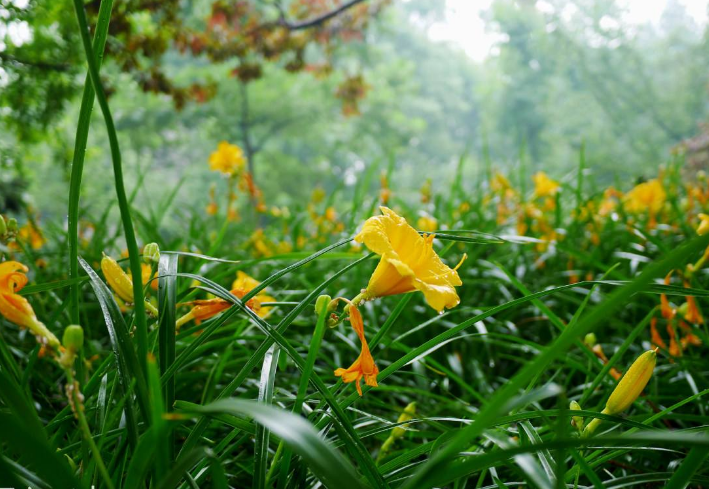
[677,302,689,317]
[143,242,160,264]
[315,295,333,316]
[0,215,6,236]
[6,218,17,233]
[584,333,597,347]
[391,402,416,439]
[570,400,584,430]
[62,325,84,353]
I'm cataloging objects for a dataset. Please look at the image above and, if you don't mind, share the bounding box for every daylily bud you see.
[678,302,689,317]
[584,333,597,347]
[6,217,18,233]
[315,295,332,316]
[62,325,84,353]
[58,325,84,370]
[142,242,160,264]
[570,400,584,430]
[391,402,416,439]
[583,349,657,437]
[100,254,134,303]
[605,349,657,415]
[0,215,6,236]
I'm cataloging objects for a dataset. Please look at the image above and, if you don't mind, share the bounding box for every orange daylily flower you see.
[176,271,275,329]
[354,207,465,312]
[0,261,60,350]
[650,317,666,351]
[660,272,675,320]
[334,301,378,396]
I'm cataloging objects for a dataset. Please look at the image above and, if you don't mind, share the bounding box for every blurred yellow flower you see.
[416,215,438,233]
[697,213,709,236]
[334,301,378,396]
[209,141,246,176]
[19,222,46,249]
[380,173,391,205]
[355,207,464,312]
[311,186,326,204]
[623,179,666,214]
[533,172,560,198]
[491,171,512,193]
[0,261,60,350]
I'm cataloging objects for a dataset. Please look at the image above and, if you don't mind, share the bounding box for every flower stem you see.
[66,370,114,489]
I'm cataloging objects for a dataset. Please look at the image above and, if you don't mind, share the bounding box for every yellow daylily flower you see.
[623,179,666,214]
[232,271,276,318]
[209,141,246,176]
[491,171,512,193]
[697,213,709,236]
[0,261,60,350]
[354,207,464,312]
[533,171,560,198]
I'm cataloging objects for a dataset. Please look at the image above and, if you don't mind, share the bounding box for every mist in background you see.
[2,0,708,220]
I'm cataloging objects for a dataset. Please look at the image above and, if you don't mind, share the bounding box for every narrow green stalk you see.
[66,371,114,489]
[68,0,114,327]
[71,0,149,377]
[273,299,330,488]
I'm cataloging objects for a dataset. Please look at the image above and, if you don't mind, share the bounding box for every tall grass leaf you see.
[254,344,280,489]
[68,0,114,325]
[0,412,81,489]
[184,399,367,489]
[79,256,148,435]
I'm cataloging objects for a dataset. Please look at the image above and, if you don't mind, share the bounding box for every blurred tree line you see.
[1,0,708,219]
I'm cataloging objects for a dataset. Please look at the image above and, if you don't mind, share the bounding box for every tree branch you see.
[0,52,70,71]
[279,0,368,30]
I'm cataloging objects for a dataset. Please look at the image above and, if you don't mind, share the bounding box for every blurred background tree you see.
[1,0,708,219]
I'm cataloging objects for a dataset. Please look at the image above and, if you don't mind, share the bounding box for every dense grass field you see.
[3,133,709,488]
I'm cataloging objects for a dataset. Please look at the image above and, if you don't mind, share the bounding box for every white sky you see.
[429,0,709,61]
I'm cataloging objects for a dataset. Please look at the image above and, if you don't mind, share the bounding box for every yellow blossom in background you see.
[420,178,432,203]
[0,261,60,350]
[417,215,438,233]
[206,184,218,215]
[533,171,560,198]
[177,271,275,328]
[231,271,276,317]
[491,171,512,193]
[18,222,46,249]
[379,173,391,205]
[697,213,709,235]
[325,207,337,222]
[334,301,378,396]
[355,207,465,312]
[623,179,666,214]
[209,141,246,176]
[311,186,326,204]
